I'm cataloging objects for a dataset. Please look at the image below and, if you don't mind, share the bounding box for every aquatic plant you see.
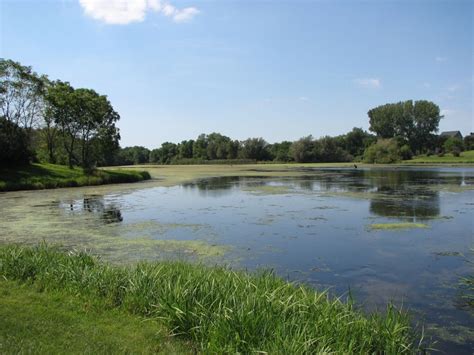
[370,223,429,230]
[0,244,425,353]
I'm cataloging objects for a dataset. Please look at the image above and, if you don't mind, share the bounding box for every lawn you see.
[404,150,474,164]
[0,163,151,191]
[0,280,191,354]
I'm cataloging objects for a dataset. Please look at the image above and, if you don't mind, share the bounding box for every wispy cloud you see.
[447,84,461,92]
[298,96,309,101]
[435,56,447,62]
[79,0,200,25]
[354,78,381,89]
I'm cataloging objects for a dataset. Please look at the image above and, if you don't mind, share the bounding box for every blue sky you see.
[1,0,472,148]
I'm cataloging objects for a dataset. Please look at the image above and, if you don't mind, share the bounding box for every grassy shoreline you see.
[0,244,424,353]
[0,163,151,192]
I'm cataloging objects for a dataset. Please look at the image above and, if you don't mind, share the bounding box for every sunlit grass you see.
[0,163,150,191]
[405,150,474,164]
[0,244,425,353]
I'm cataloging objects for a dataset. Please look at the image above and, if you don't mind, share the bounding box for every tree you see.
[269,141,292,162]
[443,137,464,157]
[290,136,315,163]
[368,100,442,153]
[363,139,401,164]
[344,127,376,157]
[240,137,270,160]
[0,116,33,166]
[463,135,474,151]
[0,59,48,132]
[45,81,120,169]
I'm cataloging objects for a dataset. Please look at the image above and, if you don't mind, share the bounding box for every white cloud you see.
[435,56,447,62]
[354,78,381,89]
[298,96,309,101]
[78,0,199,25]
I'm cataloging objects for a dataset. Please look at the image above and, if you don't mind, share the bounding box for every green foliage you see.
[269,141,293,162]
[0,117,34,166]
[368,100,442,153]
[443,137,464,157]
[400,144,413,160]
[45,81,120,169]
[117,146,150,165]
[0,244,423,354]
[239,137,271,161]
[364,139,402,164]
[464,135,474,151]
[0,163,150,191]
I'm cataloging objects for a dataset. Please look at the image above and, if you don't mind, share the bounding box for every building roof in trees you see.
[440,131,463,139]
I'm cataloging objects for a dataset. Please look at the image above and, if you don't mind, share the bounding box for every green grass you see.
[370,223,429,230]
[0,163,151,191]
[0,280,191,354]
[0,244,425,353]
[404,150,474,164]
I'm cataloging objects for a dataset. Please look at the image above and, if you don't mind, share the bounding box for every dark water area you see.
[1,167,473,353]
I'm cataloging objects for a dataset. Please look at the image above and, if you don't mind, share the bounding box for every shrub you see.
[363,139,401,164]
[443,137,464,157]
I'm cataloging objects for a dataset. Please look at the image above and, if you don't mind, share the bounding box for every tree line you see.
[0,59,120,169]
[1,58,471,168]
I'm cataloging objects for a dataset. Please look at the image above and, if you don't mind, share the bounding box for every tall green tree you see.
[368,100,442,153]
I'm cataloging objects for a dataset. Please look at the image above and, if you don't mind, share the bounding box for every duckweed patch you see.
[370,223,429,230]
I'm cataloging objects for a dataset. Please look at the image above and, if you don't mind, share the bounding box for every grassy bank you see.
[404,150,474,164]
[0,163,151,191]
[0,244,424,353]
[0,280,190,354]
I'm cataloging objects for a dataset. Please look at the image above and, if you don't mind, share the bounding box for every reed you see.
[0,244,424,353]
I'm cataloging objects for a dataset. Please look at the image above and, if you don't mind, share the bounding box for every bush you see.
[443,137,464,156]
[400,144,413,160]
[363,139,401,164]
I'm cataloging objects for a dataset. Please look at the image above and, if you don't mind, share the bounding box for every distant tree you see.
[314,136,352,162]
[363,139,401,164]
[150,142,178,164]
[178,140,194,159]
[240,137,270,161]
[344,127,376,157]
[464,135,474,151]
[443,137,464,157]
[269,141,292,162]
[290,136,315,163]
[193,134,208,159]
[368,100,442,153]
[118,146,150,165]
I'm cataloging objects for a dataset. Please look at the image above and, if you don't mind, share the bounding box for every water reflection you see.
[180,169,457,220]
[60,195,123,224]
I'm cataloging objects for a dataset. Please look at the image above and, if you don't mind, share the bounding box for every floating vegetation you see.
[242,184,296,195]
[369,223,429,230]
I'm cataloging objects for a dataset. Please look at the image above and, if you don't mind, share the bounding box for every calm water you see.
[1,167,473,353]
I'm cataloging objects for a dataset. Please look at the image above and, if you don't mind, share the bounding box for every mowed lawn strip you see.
[0,279,192,354]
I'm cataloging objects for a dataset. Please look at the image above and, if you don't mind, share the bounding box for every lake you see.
[1,166,473,353]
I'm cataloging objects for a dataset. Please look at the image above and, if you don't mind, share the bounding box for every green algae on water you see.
[370,223,429,230]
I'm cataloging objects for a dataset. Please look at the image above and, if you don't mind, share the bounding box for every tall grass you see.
[0,244,424,353]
